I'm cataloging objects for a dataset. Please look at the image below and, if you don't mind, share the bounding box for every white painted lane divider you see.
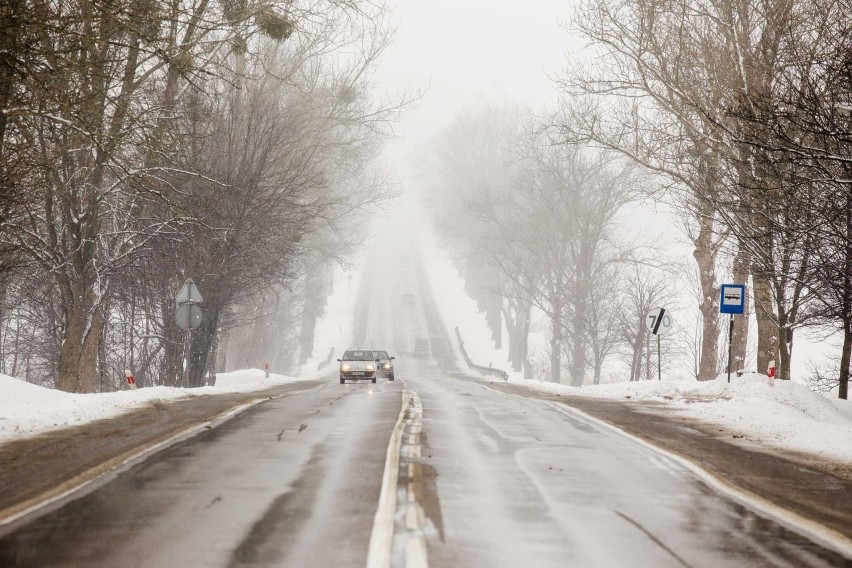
[400,389,427,568]
[367,384,411,568]
[367,383,428,568]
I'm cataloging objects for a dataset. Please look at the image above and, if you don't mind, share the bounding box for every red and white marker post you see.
[125,369,137,389]
[767,360,776,380]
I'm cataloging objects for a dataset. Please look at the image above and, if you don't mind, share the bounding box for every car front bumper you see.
[340,371,376,380]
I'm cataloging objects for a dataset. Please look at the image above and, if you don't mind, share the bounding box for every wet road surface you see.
[396,362,851,567]
[0,381,401,567]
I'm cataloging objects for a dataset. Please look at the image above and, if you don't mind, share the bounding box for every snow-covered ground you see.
[0,369,310,442]
[508,373,852,463]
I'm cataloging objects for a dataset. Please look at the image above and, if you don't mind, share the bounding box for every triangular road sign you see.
[176,278,203,304]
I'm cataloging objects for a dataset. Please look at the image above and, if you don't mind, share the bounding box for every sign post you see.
[175,278,204,387]
[720,284,747,383]
[646,307,674,381]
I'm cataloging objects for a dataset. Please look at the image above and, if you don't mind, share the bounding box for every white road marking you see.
[367,382,429,568]
[405,537,428,568]
[400,389,428,568]
[406,504,419,530]
[366,385,411,568]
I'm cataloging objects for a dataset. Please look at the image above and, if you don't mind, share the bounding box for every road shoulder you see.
[0,380,325,528]
[482,379,852,549]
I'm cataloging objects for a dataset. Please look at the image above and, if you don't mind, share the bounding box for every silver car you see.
[372,350,395,381]
[338,349,377,384]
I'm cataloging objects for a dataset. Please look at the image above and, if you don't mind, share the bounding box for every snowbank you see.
[0,369,308,442]
[509,373,852,463]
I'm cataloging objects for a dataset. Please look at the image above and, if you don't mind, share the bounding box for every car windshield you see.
[342,350,374,361]
[373,351,389,360]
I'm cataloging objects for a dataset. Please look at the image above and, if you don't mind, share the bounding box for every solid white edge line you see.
[544,400,852,560]
[367,383,411,568]
[0,385,324,529]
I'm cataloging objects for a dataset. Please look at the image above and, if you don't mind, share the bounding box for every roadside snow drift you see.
[510,373,852,463]
[0,370,307,441]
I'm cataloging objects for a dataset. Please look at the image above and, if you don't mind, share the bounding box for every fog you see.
[1,0,847,397]
[374,0,574,178]
[363,0,842,389]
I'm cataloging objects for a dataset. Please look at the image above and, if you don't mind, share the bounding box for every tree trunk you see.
[731,240,751,370]
[645,330,652,381]
[777,325,791,381]
[56,284,104,393]
[550,296,562,383]
[160,296,184,387]
[693,204,719,380]
[208,331,218,386]
[187,309,219,387]
[840,321,851,400]
[299,262,322,364]
[217,330,229,373]
[486,292,502,349]
[628,323,642,382]
[752,273,777,377]
[569,286,588,387]
[593,352,603,384]
[503,299,530,374]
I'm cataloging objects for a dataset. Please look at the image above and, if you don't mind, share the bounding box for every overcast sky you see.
[375,0,578,179]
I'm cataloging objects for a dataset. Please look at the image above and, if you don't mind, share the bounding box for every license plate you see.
[351,372,364,376]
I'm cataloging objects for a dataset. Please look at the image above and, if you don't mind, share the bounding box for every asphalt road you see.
[0,231,850,567]
[394,364,851,568]
[0,380,401,567]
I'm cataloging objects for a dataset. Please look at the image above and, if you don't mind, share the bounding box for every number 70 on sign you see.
[646,307,674,335]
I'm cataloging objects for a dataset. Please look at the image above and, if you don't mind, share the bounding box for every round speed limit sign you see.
[646,307,673,335]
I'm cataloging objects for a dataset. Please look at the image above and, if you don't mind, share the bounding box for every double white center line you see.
[367,383,428,568]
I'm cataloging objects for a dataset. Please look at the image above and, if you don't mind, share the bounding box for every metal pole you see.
[182,332,190,387]
[727,315,734,383]
[657,335,661,381]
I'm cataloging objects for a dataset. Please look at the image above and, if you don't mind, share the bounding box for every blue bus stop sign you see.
[720,284,746,315]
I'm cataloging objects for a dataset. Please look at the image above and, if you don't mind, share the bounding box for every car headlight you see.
[341,364,350,372]
[366,364,375,371]
[383,363,392,369]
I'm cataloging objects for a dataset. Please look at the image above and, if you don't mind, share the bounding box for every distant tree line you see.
[0,0,401,392]
[425,104,656,386]
[428,0,851,399]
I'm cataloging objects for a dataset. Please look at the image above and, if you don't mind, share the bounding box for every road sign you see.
[646,307,673,336]
[176,278,203,304]
[176,302,203,330]
[720,284,746,315]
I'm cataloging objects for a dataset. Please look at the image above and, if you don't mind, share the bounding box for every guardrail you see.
[317,347,335,371]
[454,327,509,381]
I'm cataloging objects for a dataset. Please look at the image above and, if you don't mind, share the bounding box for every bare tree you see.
[565,0,834,382]
[0,0,402,391]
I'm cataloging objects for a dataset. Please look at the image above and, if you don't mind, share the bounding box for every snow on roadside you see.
[510,372,852,463]
[0,369,310,442]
